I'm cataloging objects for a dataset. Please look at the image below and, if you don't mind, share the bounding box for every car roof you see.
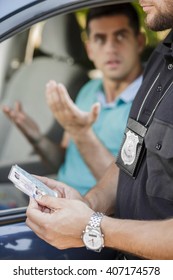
[0,0,133,42]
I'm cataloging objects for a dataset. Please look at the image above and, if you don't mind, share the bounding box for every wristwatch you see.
[82,212,104,252]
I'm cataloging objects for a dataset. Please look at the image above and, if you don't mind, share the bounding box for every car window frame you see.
[0,0,132,42]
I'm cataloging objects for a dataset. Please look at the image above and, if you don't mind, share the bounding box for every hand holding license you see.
[8,165,58,199]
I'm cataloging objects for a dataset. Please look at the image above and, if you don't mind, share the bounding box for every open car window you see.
[0,0,166,213]
[0,11,90,211]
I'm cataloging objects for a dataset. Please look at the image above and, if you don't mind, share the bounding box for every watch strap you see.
[89,212,104,228]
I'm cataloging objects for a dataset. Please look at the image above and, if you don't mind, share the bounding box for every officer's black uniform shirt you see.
[116,30,173,222]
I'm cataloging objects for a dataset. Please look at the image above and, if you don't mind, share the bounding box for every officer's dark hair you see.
[86,3,140,36]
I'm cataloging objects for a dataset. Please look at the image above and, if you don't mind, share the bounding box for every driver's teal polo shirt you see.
[57,76,142,194]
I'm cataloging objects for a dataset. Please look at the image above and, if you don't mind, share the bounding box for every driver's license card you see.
[8,165,58,199]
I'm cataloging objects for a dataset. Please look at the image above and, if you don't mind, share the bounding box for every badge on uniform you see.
[116,118,147,179]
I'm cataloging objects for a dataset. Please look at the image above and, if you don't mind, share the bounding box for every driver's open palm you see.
[45,80,100,136]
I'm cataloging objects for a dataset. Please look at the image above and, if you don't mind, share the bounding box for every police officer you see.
[26,0,173,260]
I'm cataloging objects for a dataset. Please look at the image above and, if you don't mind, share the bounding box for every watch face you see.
[83,229,103,251]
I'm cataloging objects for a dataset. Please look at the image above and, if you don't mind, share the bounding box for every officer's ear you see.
[137,32,146,55]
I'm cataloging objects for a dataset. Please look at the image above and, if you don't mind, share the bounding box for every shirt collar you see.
[118,75,143,103]
[96,75,143,108]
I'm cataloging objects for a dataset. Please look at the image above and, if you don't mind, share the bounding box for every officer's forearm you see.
[102,216,173,259]
[84,161,119,215]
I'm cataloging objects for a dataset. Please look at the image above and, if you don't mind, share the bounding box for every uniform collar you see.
[157,29,173,58]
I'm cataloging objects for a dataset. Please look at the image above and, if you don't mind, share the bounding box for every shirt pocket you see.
[145,118,173,201]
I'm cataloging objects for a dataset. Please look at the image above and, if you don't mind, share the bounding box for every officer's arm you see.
[84,161,119,216]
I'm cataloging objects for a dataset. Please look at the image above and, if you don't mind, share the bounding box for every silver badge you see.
[121,130,139,165]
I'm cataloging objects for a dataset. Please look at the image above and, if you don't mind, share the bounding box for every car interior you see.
[0,12,90,210]
[0,30,30,99]
[0,4,160,211]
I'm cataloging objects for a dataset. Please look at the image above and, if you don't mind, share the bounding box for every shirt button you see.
[168,63,173,70]
[155,143,162,150]
[157,85,162,92]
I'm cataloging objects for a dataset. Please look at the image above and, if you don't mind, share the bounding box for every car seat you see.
[0,30,29,100]
[0,13,89,208]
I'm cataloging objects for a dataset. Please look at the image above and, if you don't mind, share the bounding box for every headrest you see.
[40,13,87,64]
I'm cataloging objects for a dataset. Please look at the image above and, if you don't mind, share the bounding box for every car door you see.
[0,0,133,260]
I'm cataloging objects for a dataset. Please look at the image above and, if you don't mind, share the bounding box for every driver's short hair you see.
[86,3,140,36]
